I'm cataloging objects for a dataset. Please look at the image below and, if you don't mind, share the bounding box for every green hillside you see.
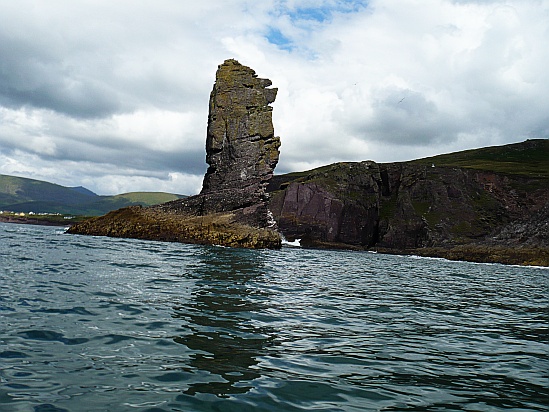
[0,175,97,205]
[0,174,186,216]
[410,139,549,178]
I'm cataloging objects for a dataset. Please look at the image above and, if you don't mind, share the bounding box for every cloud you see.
[267,0,549,160]
[0,149,204,196]
[0,0,548,194]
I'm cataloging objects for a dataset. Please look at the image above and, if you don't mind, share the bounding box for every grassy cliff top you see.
[272,139,549,186]
[410,139,549,178]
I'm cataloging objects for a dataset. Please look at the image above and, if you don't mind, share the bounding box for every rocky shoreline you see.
[68,205,280,248]
[403,246,549,267]
[4,212,546,266]
[0,215,74,226]
[287,238,548,267]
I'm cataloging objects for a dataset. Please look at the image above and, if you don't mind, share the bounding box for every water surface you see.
[1,223,548,411]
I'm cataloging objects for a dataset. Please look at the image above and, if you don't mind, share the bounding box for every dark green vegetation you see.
[0,174,186,217]
[273,139,549,185]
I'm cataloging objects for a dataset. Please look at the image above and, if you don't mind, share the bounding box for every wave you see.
[281,237,301,247]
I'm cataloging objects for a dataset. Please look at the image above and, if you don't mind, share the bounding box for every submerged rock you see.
[68,59,282,248]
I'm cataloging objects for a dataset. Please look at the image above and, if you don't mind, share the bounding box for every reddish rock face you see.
[268,162,382,247]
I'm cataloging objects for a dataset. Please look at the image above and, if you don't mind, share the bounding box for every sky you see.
[1,0,548,195]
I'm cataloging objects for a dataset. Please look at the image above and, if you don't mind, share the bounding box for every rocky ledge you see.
[68,59,282,248]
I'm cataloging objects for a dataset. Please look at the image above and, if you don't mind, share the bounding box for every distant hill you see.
[69,186,98,196]
[0,174,186,216]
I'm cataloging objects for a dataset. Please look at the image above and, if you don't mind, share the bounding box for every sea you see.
[1,222,548,411]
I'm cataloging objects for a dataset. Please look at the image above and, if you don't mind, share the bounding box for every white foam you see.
[282,238,301,247]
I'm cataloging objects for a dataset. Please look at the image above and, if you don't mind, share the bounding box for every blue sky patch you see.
[266,27,294,51]
[265,0,369,50]
[290,7,331,23]
[291,0,369,22]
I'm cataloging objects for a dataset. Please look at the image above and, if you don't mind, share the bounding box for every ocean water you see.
[0,223,548,412]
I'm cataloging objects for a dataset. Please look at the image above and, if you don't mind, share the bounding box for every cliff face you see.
[68,59,282,248]
[268,139,549,265]
[268,161,382,248]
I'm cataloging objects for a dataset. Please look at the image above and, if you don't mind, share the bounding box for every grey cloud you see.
[0,125,208,177]
[0,10,212,119]
[346,89,461,146]
[50,138,207,176]
[0,34,125,118]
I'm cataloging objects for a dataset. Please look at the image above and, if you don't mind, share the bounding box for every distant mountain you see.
[0,174,187,216]
[69,186,98,197]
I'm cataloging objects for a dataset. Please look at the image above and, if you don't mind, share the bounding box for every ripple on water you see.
[0,224,548,411]
[17,330,90,346]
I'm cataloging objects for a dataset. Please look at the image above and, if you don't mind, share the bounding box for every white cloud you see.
[85,172,203,197]
[0,0,547,194]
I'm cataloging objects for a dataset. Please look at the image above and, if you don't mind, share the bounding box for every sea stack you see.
[190,58,281,225]
[68,59,282,248]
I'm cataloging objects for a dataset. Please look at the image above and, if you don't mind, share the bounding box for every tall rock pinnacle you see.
[67,59,282,248]
[200,59,281,213]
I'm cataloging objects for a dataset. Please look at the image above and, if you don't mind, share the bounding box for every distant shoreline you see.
[0,216,73,227]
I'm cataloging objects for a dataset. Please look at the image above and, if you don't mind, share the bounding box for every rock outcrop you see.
[268,139,549,265]
[68,59,282,248]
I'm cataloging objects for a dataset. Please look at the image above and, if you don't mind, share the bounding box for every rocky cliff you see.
[68,59,281,248]
[268,139,549,265]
